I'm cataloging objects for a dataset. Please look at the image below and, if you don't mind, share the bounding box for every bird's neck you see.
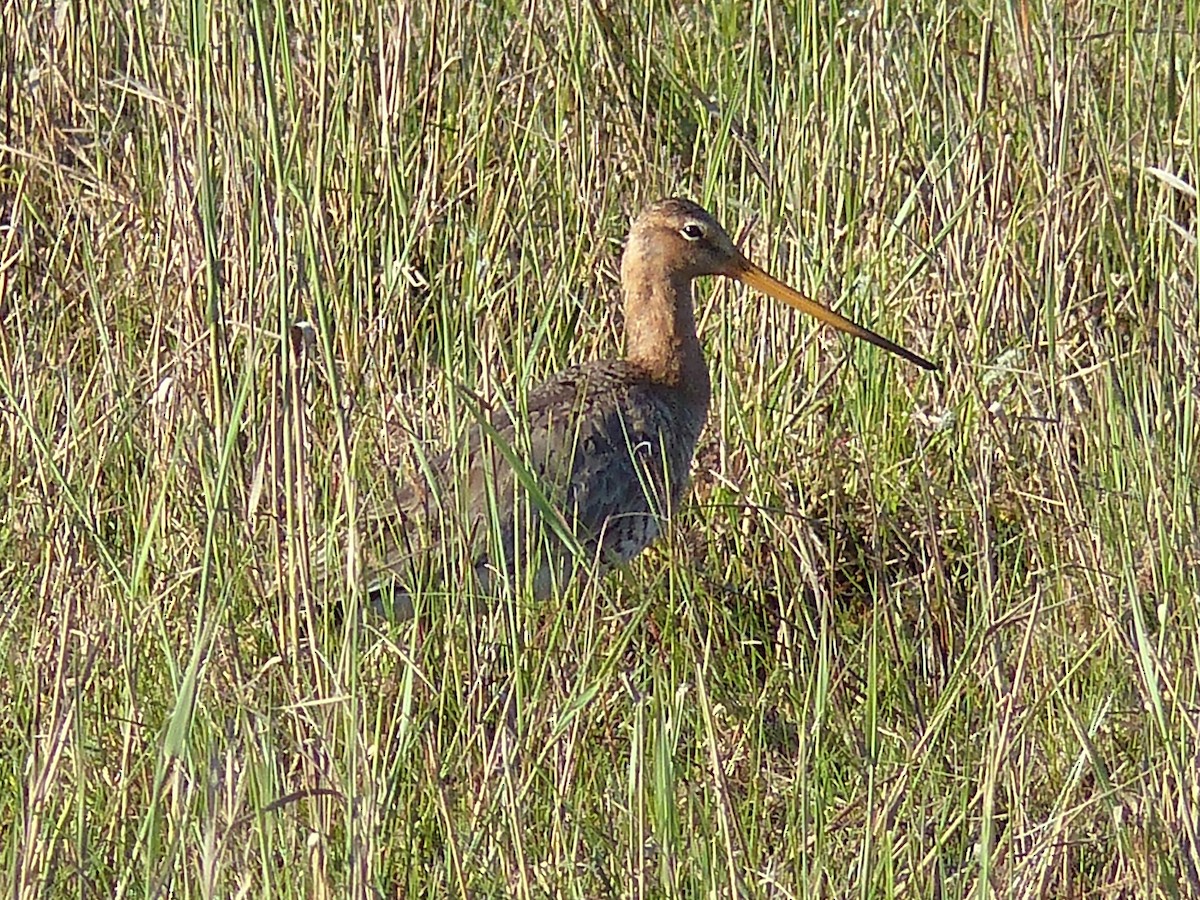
[622,275,711,402]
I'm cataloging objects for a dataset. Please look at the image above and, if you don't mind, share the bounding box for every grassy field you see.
[3,0,1199,896]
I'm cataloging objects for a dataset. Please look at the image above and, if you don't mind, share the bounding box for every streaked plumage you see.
[337,198,936,612]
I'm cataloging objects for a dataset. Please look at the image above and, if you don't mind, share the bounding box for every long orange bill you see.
[737,262,938,371]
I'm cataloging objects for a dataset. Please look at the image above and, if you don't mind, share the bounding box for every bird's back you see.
[365,359,708,602]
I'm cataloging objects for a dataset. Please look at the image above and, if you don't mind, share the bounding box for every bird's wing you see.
[328,360,687,599]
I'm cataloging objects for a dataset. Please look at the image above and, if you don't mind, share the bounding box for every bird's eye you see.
[680,222,705,241]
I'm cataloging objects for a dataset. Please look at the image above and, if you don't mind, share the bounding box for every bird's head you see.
[622,198,937,372]
[622,198,747,281]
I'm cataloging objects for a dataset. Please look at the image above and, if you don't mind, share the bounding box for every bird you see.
[330,198,936,616]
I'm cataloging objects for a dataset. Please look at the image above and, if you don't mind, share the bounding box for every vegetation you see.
[3,0,1198,895]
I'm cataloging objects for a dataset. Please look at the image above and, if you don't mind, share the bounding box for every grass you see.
[2,0,1199,895]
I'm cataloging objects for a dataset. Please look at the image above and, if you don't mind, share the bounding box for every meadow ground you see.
[2,0,1199,896]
